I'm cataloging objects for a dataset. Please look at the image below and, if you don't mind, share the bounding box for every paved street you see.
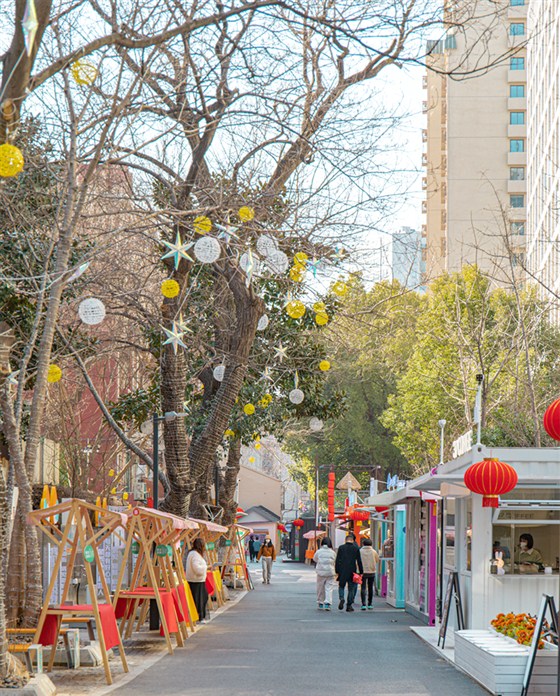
[114,563,485,696]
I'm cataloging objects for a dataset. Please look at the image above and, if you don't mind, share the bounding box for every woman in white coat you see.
[186,537,209,622]
[313,537,336,610]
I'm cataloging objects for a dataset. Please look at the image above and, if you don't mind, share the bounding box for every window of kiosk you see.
[491,487,560,575]
[444,498,455,568]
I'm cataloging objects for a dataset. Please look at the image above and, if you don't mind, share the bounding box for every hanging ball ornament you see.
[257,314,269,331]
[78,298,106,325]
[294,252,308,265]
[193,215,212,234]
[309,417,324,432]
[319,360,331,372]
[266,249,289,274]
[289,388,305,405]
[213,365,226,382]
[286,300,306,319]
[194,236,221,263]
[123,492,129,501]
[332,280,348,297]
[108,469,115,477]
[71,60,98,85]
[243,403,255,416]
[47,364,62,383]
[256,235,278,258]
[289,266,305,282]
[255,442,262,450]
[225,429,235,438]
[315,311,329,326]
[313,301,326,313]
[161,279,180,298]
[0,143,24,178]
[238,206,255,222]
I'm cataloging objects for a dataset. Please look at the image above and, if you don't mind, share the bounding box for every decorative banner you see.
[256,235,278,258]
[289,388,304,405]
[47,364,62,383]
[257,314,269,331]
[131,541,140,554]
[243,403,255,415]
[266,249,289,274]
[213,365,226,382]
[83,545,95,563]
[309,417,324,432]
[161,279,180,298]
[78,298,106,325]
[156,544,168,557]
[71,60,98,86]
[0,144,24,178]
[194,236,221,264]
[319,360,331,372]
[194,215,212,234]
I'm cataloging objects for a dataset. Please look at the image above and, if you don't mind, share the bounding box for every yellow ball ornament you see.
[225,429,235,438]
[194,215,212,234]
[108,469,115,477]
[47,364,62,383]
[71,60,98,86]
[286,300,306,319]
[319,360,331,372]
[255,443,262,450]
[238,206,255,222]
[248,456,256,463]
[161,279,180,298]
[0,144,24,178]
[123,492,129,501]
[294,252,308,265]
[110,487,117,495]
[289,267,305,282]
[243,403,255,416]
[315,312,329,326]
[332,280,348,297]
[313,301,326,313]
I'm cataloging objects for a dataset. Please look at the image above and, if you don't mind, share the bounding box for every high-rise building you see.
[423,0,527,280]
[526,0,560,312]
[391,227,426,290]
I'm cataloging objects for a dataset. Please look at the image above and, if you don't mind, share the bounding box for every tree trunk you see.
[0,460,9,677]
[220,439,241,528]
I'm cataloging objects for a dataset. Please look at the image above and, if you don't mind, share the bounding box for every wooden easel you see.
[221,525,253,591]
[113,507,198,653]
[28,499,129,685]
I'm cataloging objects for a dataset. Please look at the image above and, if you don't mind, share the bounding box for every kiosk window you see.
[444,498,455,568]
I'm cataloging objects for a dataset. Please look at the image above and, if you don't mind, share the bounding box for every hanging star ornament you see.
[162,321,188,354]
[245,248,255,288]
[161,232,194,270]
[307,257,321,277]
[215,222,240,244]
[22,0,38,56]
[274,342,288,363]
[260,366,273,381]
[176,313,192,335]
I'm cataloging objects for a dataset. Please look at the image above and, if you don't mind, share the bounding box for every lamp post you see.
[438,419,446,465]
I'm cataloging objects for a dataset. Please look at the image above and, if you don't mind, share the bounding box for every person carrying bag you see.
[359,538,379,610]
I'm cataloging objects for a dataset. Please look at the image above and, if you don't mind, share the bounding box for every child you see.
[313,537,336,610]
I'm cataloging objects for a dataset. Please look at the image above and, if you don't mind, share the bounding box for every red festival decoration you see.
[328,471,335,522]
[463,458,518,508]
[348,507,370,522]
[293,518,304,528]
[543,399,560,440]
[375,506,389,514]
[277,523,287,533]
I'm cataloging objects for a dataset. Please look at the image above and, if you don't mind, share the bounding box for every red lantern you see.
[463,458,518,508]
[293,518,304,528]
[348,508,370,522]
[277,523,287,533]
[375,506,389,514]
[544,399,560,440]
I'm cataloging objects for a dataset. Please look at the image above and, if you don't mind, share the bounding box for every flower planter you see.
[454,629,558,695]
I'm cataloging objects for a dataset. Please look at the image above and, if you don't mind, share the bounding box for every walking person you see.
[313,537,336,610]
[359,538,379,610]
[253,536,261,560]
[335,534,364,612]
[248,535,256,563]
[257,536,276,584]
[186,538,209,623]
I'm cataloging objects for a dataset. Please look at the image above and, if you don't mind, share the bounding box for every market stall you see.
[189,518,229,607]
[221,524,253,590]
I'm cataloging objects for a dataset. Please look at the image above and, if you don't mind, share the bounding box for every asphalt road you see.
[114,562,486,696]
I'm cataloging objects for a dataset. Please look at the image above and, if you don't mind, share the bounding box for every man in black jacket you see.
[335,535,364,611]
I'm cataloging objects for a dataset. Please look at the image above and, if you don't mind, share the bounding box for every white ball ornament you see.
[78,298,106,325]
[289,388,304,405]
[266,249,289,274]
[256,235,278,258]
[194,236,221,264]
[257,315,269,331]
[309,417,324,432]
[213,365,226,382]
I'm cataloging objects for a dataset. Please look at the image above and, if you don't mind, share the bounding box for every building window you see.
[510,85,525,98]
[510,23,525,36]
[510,112,525,125]
[510,57,525,70]
[510,167,525,180]
[510,139,525,152]
[510,0,525,5]
[510,195,524,208]
[511,221,525,235]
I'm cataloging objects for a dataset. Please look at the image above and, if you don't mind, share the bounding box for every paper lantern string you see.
[161,232,194,270]
[22,0,38,56]
[162,321,188,353]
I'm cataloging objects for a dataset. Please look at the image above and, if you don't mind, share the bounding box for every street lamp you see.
[438,419,446,465]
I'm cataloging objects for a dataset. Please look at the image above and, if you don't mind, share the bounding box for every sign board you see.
[521,594,559,696]
[131,541,140,555]
[155,544,168,557]
[451,430,472,459]
[206,542,215,551]
[224,540,232,546]
[438,572,465,649]
[83,544,94,563]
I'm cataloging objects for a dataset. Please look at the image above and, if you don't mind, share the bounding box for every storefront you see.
[410,445,560,630]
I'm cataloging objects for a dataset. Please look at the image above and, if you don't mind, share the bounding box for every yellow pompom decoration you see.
[110,487,117,495]
[332,280,348,297]
[0,143,24,178]
[248,456,256,463]
[238,206,255,222]
[255,443,262,450]
[161,279,180,298]
[123,492,129,501]
[243,403,255,416]
[71,60,98,86]
[286,300,306,319]
[259,393,272,407]
[289,267,305,282]
[319,360,331,372]
[313,301,326,313]
[194,215,212,234]
[225,429,235,438]
[315,312,329,326]
[294,252,308,265]
[47,364,62,383]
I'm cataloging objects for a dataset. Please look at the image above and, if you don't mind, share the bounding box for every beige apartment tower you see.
[423,0,527,281]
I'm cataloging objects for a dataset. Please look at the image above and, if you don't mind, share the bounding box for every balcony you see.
[508,96,526,110]
[508,124,526,138]
[508,69,526,83]
[508,152,526,166]
[508,34,527,49]
[508,5,527,19]
[509,206,526,219]
[507,179,527,194]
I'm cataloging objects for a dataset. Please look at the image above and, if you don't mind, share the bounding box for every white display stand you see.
[454,629,557,695]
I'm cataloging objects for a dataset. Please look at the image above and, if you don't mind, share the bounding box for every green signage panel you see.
[156,544,168,557]
[167,544,173,557]
[131,541,140,555]
[83,545,94,563]
[224,540,232,546]
[206,542,215,551]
